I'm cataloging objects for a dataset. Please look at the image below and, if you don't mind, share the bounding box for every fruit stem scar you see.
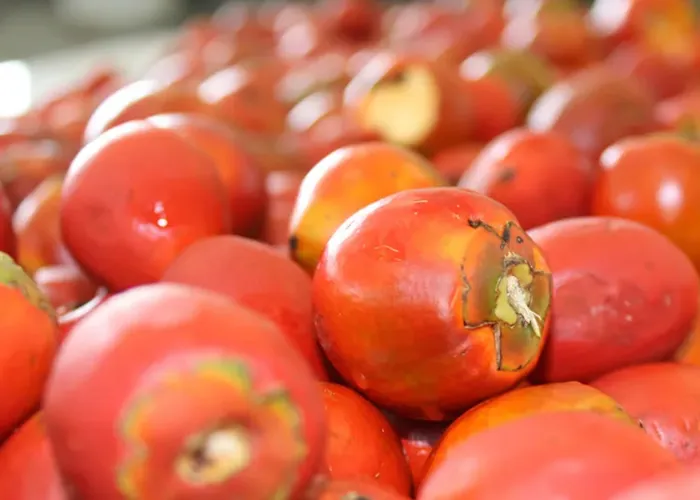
[504,275,542,338]
[176,426,251,485]
[493,257,542,338]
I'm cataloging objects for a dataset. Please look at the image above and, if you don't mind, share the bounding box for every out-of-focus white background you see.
[0,0,222,115]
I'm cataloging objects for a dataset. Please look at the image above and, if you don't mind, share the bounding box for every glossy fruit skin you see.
[527,67,658,161]
[43,283,325,500]
[12,175,66,277]
[612,466,700,500]
[313,187,552,420]
[431,143,484,185]
[592,363,700,463]
[426,381,637,477]
[0,413,66,500]
[162,235,327,379]
[320,382,412,495]
[592,135,700,271]
[0,183,14,257]
[418,411,677,500]
[391,418,447,489]
[528,216,699,383]
[289,142,445,274]
[60,121,230,292]
[198,64,290,136]
[146,113,267,237]
[459,128,593,230]
[34,264,98,316]
[287,90,380,168]
[0,253,57,439]
[83,80,205,143]
[308,478,412,500]
[459,49,556,141]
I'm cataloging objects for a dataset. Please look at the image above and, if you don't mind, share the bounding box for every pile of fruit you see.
[3,0,700,498]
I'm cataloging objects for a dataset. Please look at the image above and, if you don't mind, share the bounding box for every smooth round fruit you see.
[592,363,700,463]
[426,381,637,477]
[527,66,658,161]
[314,187,552,420]
[419,411,678,500]
[43,283,325,499]
[459,49,556,141]
[459,128,593,230]
[0,413,65,500]
[162,235,327,379]
[529,216,699,383]
[0,253,57,439]
[13,175,65,276]
[592,135,700,270]
[60,121,230,291]
[612,466,700,500]
[289,142,444,273]
[321,382,412,495]
[147,113,267,237]
[83,79,205,143]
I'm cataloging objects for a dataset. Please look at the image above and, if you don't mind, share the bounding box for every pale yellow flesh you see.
[361,65,440,146]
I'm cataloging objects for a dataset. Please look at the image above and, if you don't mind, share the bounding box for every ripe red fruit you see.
[0,253,57,439]
[529,216,699,383]
[313,187,552,420]
[60,121,230,291]
[162,235,328,379]
[146,113,267,237]
[419,411,677,500]
[43,283,325,499]
[612,466,700,500]
[592,363,700,463]
[459,128,593,230]
[0,413,65,499]
[320,382,412,495]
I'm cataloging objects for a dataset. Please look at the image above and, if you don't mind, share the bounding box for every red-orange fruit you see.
[528,216,699,383]
[0,253,57,439]
[60,121,230,291]
[321,382,412,495]
[313,187,552,420]
[162,235,328,379]
[592,363,700,463]
[0,413,65,500]
[146,113,267,237]
[43,283,326,499]
[419,411,678,500]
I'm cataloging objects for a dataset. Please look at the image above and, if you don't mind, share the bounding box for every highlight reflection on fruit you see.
[313,187,552,420]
